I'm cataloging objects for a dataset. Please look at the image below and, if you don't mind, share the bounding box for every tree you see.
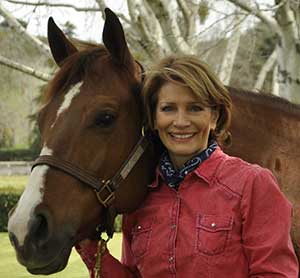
[2,0,300,103]
[226,0,300,102]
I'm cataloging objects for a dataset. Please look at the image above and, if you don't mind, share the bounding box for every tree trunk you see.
[219,9,242,85]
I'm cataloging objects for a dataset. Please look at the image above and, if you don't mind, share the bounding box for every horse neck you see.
[230,89,300,137]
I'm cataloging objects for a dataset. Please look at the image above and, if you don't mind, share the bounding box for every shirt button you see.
[169,256,174,262]
[171,224,176,229]
[211,223,216,228]
[184,171,188,175]
[137,225,142,230]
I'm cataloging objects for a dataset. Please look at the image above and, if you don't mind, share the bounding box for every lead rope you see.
[94,238,109,278]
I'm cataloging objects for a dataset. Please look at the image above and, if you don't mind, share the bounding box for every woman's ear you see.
[210,107,220,131]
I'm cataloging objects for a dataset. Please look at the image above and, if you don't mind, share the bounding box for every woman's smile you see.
[169,132,196,141]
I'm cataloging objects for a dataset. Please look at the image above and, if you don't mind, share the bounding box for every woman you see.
[76,55,298,277]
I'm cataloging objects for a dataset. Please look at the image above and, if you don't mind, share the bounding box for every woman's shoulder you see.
[215,151,276,198]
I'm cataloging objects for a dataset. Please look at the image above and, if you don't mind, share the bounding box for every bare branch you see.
[226,0,281,36]
[4,0,132,25]
[0,3,50,57]
[94,0,106,20]
[0,54,52,81]
[4,0,100,12]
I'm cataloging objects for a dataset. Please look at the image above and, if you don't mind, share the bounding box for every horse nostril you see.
[31,214,49,247]
[9,232,19,249]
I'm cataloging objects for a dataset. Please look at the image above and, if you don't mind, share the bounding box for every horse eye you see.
[93,112,116,128]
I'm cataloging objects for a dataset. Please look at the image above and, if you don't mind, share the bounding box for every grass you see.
[0,232,122,278]
[0,176,27,193]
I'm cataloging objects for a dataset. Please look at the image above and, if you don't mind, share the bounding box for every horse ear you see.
[47,17,78,67]
[102,8,135,70]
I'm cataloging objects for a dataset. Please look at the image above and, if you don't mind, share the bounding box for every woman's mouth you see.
[169,133,196,140]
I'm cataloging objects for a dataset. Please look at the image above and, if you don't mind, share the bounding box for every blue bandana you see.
[159,141,218,189]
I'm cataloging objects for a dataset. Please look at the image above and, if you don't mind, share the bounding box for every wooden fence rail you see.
[0,161,32,176]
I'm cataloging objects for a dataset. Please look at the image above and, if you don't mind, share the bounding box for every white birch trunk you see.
[254,48,277,91]
[272,64,279,96]
[219,10,242,85]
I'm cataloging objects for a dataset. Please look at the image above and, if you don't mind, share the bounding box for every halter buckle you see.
[95,180,115,208]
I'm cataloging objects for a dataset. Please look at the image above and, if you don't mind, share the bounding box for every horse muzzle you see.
[8,209,75,274]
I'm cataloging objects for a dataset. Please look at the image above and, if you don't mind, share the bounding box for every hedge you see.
[0,148,39,161]
[0,190,122,233]
[0,191,20,232]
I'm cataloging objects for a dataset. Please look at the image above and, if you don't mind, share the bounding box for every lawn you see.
[0,232,122,278]
[0,175,27,193]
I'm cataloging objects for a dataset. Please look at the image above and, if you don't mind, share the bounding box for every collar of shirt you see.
[148,147,226,189]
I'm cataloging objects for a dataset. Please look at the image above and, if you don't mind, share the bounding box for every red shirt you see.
[77,148,298,277]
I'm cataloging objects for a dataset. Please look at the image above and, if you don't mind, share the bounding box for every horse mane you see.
[43,42,109,105]
[228,86,300,118]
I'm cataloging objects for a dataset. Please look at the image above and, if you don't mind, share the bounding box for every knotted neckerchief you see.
[159,141,218,189]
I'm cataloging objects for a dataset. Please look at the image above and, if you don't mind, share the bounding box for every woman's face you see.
[154,81,218,168]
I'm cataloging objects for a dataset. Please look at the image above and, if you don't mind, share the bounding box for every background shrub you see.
[0,190,20,231]
[0,148,38,161]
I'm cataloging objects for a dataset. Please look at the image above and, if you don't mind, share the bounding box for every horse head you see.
[7,8,152,274]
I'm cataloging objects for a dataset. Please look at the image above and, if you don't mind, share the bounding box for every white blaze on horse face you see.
[7,146,53,246]
[51,81,83,128]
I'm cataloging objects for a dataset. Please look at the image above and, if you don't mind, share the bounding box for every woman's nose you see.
[173,111,191,127]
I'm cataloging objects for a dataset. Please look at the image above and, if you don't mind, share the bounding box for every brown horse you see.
[224,87,300,257]
[7,8,156,275]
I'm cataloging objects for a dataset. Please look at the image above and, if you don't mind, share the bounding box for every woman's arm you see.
[241,168,299,277]
[75,216,141,278]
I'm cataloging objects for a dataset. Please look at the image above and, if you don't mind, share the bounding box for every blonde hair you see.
[142,55,232,145]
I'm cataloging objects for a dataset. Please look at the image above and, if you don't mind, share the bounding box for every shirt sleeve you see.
[120,214,142,278]
[99,214,142,278]
[75,214,141,278]
[241,168,299,277]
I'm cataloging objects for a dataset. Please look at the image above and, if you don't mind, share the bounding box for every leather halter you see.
[31,133,149,208]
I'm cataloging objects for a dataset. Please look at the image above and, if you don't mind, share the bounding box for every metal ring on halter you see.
[142,126,145,137]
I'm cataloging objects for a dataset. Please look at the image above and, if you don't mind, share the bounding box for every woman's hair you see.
[142,55,232,146]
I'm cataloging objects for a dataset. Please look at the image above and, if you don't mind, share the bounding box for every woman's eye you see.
[160,105,173,112]
[93,113,116,128]
[190,105,203,112]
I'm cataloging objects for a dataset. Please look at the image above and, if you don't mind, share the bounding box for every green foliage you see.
[27,84,45,153]
[63,21,77,37]
[0,126,14,148]
[0,191,20,232]
[114,215,122,233]
[198,0,209,24]
[0,148,38,161]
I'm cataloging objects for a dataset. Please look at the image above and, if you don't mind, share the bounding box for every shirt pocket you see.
[131,219,152,258]
[196,214,233,256]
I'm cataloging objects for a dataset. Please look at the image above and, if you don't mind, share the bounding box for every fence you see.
[0,161,32,176]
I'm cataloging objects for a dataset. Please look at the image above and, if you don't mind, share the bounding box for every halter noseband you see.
[31,132,149,208]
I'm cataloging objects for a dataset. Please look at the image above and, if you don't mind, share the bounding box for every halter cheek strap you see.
[31,133,149,208]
